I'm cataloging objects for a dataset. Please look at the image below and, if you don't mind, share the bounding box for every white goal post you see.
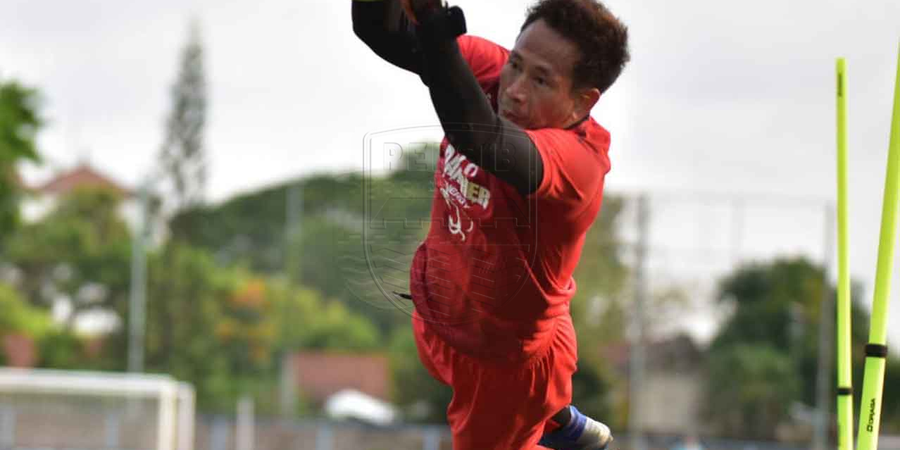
[0,368,195,450]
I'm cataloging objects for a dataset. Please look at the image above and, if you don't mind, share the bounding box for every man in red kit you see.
[352,0,629,448]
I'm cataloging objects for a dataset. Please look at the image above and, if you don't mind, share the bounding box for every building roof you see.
[36,164,131,197]
[288,352,390,403]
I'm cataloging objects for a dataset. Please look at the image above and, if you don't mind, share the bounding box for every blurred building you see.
[283,352,391,405]
[600,333,706,435]
[13,163,137,337]
[881,435,900,450]
[0,334,36,367]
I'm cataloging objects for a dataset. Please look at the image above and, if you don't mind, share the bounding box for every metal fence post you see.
[0,405,14,448]
[105,411,121,449]
[210,417,229,450]
[315,422,333,450]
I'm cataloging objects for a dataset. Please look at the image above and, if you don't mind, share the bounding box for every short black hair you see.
[522,0,630,93]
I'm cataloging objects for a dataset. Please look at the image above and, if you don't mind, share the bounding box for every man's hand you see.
[400,0,444,24]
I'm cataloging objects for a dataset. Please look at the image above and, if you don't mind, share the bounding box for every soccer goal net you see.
[0,368,194,450]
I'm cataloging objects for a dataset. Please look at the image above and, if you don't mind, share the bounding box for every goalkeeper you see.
[352,0,629,448]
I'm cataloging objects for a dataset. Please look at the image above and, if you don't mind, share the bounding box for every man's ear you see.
[574,87,601,119]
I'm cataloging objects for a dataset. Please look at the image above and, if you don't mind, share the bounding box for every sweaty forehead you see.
[513,19,580,78]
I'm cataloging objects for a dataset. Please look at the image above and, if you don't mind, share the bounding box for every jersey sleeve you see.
[524,128,610,215]
[457,35,509,82]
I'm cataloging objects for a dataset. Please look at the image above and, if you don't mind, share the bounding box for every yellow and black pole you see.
[857,42,900,450]
[835,57,853,450]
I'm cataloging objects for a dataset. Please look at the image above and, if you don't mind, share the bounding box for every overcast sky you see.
[2,0,900,345]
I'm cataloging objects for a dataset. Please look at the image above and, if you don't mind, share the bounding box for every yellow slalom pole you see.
[835,57,854,450]
[857,42,900,450]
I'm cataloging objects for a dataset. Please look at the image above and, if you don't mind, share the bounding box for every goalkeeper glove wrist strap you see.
[415,5,466,49]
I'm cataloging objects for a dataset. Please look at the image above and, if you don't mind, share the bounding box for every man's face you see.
[498,19,586,130]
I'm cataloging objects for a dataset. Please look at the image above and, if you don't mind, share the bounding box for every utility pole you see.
[280,181,303,417]
[285,182,303,280]
[128,183,150,373]
[629,194,649,450]
[236,395,255,450]
[813,204,836,450]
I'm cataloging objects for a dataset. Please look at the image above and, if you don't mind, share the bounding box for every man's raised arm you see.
[354,1,545,196]
[351,0,423,74]
[414,7,544,196]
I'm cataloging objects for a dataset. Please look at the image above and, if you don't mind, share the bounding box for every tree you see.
[704,258,825,438]
[0,78,42,248]
[706,344,800,438]
[268,279,381,353]
[170,173,365,271]
[110,242,383,412]
[159,20,207,217]
[0,283,97,370]
[132,244,241,410]
[5,187,132,323]
[884,357,900,431]
[0,282,52,338]
[705,257,900,438]
[169,169,427,333]
[0,282,49,366]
